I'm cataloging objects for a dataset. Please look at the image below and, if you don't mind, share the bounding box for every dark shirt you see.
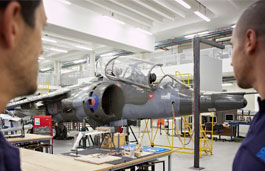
[233,97,265,171]
[0,132,21,171]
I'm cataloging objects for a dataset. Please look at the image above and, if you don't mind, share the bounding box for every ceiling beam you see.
[110,0,164,23]
[87,0,153,27]
[133,0,175,21]
[227,0,239,9]
[68,0,152,28]
[153,0,186,18]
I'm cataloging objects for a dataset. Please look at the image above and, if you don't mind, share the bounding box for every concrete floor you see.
[53,126,241,171]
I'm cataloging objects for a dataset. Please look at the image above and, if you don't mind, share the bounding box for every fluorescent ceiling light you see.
[40,67,52,72]
[103,16,125,25]
[101,52,114,57]
[58,0,71,5]
[42,38,57,43]
[184,31,209,39]
[50,48,68,53]
[184,34,196,39]
[75,45,92,51]
[194,11,211,22]
[42,60,51,64]
[175,0,191,9]
[73,59,86,64]
[136,28,152,35]
[222,83,233,86]
[199,31,209,35]
[216,36,232,42]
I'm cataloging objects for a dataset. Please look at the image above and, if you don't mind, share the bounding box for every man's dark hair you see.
[236,0,265,43]
[0,0,41,27]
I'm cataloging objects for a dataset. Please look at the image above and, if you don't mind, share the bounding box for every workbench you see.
[7,134,53,153]
[230,122,251,141]
[20,147,173,171]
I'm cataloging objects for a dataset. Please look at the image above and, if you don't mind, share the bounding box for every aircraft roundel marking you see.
[86,93,99,111]
[148,92,154,100]
[91,98,96,107]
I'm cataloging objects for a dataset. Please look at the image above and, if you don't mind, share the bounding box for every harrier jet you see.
[7,57,247,129]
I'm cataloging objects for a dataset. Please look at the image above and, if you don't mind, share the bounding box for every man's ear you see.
[245,29,257,56]
[0,2,22,49]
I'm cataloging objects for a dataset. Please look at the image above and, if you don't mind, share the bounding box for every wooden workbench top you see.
[20,148,113,171]
[98,150,173,171]
[7,134,53,143]
[20,147,173,171]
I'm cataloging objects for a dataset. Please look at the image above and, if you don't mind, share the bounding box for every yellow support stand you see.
[137,72,214,157]
[38,81,50,95]
[138,113,214,157]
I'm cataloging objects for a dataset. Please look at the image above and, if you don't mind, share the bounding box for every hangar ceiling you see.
[40,0,256,70]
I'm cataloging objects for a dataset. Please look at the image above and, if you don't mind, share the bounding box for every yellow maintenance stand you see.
[138,72,214,157]
[38,81,50,95]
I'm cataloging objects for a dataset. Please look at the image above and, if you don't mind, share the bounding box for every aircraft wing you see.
[6,88,71,109]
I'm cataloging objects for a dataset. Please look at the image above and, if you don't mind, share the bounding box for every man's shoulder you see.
[0,132,21,171]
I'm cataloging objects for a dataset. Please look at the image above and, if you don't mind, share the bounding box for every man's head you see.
[231,0,265,89]
[0,0,46,99]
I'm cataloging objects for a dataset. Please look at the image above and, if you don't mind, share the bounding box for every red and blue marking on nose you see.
[86,93,99,111]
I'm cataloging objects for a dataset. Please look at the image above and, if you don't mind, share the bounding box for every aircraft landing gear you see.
[53,123,67,140]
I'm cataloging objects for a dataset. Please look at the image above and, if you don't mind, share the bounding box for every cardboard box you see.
[101,133,127,149]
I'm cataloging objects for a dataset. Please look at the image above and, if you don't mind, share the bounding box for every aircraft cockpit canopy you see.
[104,57,162,88]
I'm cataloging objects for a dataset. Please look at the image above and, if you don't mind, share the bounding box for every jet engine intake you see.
[83,82,124,124]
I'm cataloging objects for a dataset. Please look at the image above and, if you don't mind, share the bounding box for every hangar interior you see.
[0,0,260,171]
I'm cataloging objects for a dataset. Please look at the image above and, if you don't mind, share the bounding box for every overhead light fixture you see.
[41,38,57,43]
[216,36,232,42]
[75,45,92,51]
[222,83,233,86]
[175,0,191,9]
[73,59,86,64]
[184,34,196,39]
[136,28,152,35]
[184,31,209,39]
[42,60,51,64]
[103,16,125,25]
[194,11,211,22]
[58,0,71,5]
[40,67,52,72]
[100,52,114,57]
[50,48,68,53]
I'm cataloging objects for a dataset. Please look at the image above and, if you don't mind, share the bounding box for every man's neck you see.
[0,71,13,113]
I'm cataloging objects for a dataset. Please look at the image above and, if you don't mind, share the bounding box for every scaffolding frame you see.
[138,72,214,157]
[38,81,50,95]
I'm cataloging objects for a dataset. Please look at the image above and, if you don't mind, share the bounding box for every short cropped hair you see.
[236,0,265,43]
[0,0,41,27]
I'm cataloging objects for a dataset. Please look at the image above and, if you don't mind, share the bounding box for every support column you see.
[191,37,224,170]
[54,60,61,86]
[89,51,95,77]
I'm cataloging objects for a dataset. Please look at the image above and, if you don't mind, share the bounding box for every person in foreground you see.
[0,0,46,170]
[231,0,265,170]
